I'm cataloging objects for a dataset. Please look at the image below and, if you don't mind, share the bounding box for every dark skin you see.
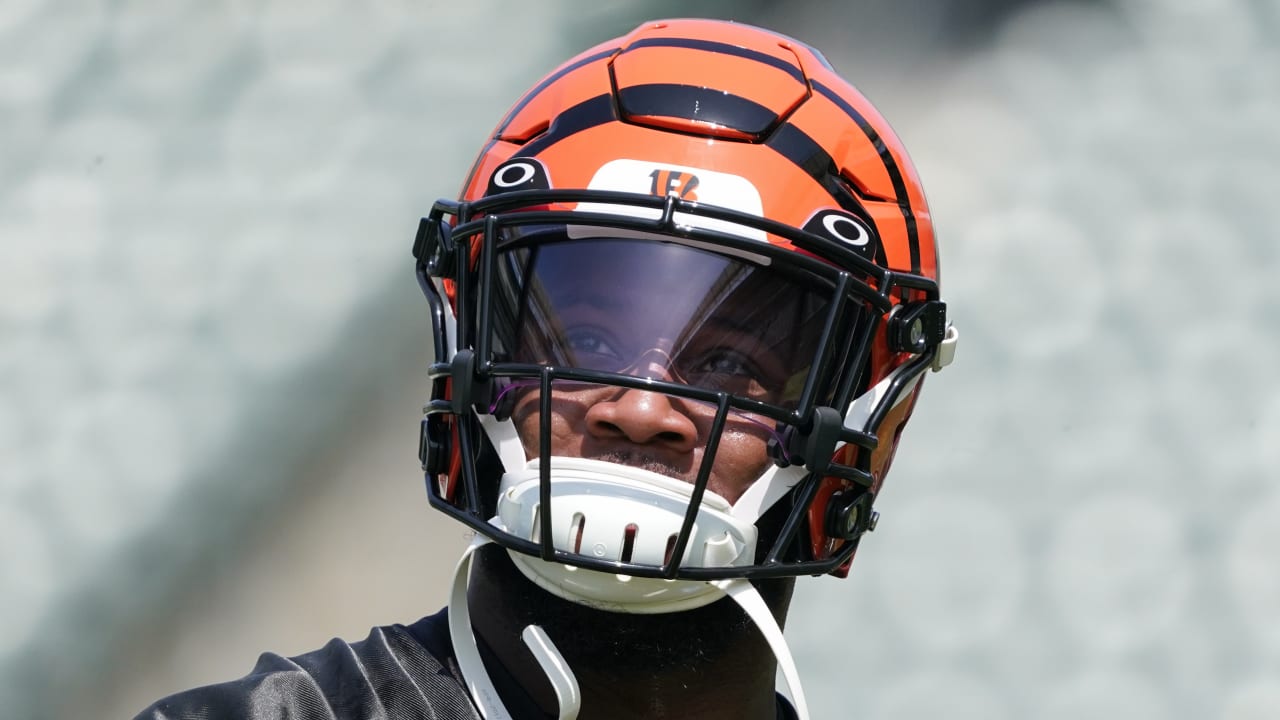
[469,547,794,720]
[466,382,795,719]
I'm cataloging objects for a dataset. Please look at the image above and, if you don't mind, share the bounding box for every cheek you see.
[707,426,773,503]
[511,391,592,459]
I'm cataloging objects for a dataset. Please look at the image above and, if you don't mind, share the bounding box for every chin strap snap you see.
[447,536,811,720]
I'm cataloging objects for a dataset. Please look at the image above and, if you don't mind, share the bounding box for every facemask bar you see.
[414,190,946,579]
[488,369,739,581]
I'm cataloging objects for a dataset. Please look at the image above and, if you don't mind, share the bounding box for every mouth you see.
[587,449,692,483]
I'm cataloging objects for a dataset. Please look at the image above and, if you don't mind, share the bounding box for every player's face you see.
[495,236,826,503]
[510,381,776,504]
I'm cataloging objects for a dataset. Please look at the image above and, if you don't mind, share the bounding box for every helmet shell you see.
[440,18,943,576]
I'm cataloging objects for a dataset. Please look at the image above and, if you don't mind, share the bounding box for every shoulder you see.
[134,610,479,720]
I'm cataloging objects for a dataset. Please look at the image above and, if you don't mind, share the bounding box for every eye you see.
[564,326,624,369]
[692,349,755,377]
[565,327,616,355]
[681,347,783,400]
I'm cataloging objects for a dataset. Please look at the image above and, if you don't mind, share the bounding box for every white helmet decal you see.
[573,158,766,241]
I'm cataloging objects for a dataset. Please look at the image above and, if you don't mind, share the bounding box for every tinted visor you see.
[490,235,832,410]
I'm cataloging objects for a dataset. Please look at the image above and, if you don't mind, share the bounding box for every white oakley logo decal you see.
[492,161,538,188]
[822,213,871,247]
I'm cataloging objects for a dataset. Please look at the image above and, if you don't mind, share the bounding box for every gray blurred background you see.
[3,1,1278,718]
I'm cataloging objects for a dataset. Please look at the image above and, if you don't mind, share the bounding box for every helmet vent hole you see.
[621,523,639,563]
[664,533,679,565]
[570,512,586,554]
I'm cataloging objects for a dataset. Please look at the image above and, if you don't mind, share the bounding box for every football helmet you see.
[413,20,955,715]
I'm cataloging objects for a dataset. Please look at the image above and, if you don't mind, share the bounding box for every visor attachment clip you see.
[420,414,450,475]
[887,301,947,354]
[448,350,493,415]
[781,406,844,474]
[825,488,877,540]
[413,215,456,279]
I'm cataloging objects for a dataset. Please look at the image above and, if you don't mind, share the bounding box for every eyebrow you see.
[699,313,756,336]
[554,289,632,313]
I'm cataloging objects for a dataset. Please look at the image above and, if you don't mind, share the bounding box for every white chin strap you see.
[447,536,810,720]
[449,538,580,720]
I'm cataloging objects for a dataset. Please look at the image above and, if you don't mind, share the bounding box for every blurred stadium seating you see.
[2,1,1276,718]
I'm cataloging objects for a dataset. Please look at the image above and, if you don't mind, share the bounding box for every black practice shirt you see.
[134,609,800,719]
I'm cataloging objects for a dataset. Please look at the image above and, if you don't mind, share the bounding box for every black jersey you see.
[134,609,483,720]
[134,608,799,719]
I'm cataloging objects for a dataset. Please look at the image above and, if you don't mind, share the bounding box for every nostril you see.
[591,420,690,446]
[596,421,623,437]
[584,389,698,449]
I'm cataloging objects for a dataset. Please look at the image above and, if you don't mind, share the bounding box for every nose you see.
[584,387,699,452]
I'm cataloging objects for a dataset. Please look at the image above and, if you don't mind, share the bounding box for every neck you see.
[466,545,793,720]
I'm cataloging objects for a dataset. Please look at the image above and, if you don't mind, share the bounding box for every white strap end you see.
[521,625,581,720]
[931,323,959,372]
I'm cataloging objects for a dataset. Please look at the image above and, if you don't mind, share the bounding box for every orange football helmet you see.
[413,18,956,586]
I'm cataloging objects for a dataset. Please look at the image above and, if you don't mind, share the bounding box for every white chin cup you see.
[495,456,759,613]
